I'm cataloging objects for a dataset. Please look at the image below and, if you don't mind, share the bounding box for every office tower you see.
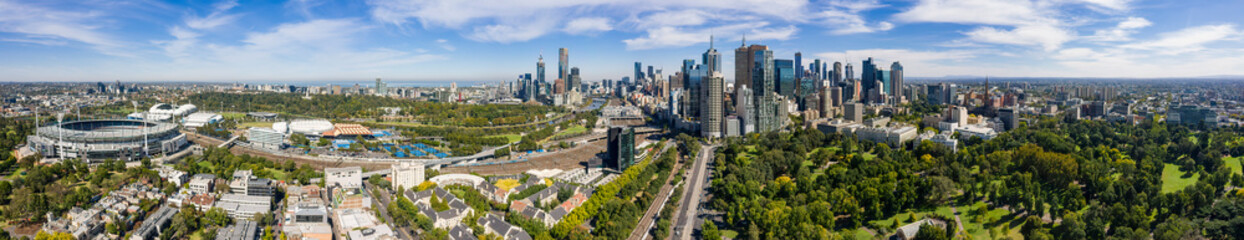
[821,62,828,81]
[845,63,854,80]
[861,57,877,101]
[681,59,695,87]
[752,48,777,132]
[927,84,944,105]
[775,59,795,97]
[735,85,754,134]
[703,36,721,73]
[687,66,707,120]
[537,54,546,86]
[375,78,386,96]
[559,48,569,82]
[554,78,565,94]
[701,71,724,138]
[845,103,864,123]
[833,62,843,85]
[797,77,817,111]
[794,52,803,80]
[880,70,891,98]
[891,62,904,103]
[830,86,843,107]
[635,62,643,82]
[570,67,581,92]
[734,38,761,90]
[999,108,1018,131]
[812,59,822,80]
[873,79,886,104]
[946,83,958,105]
[668,89,681,118]
[607,127,635,171]
[651,65,661,80]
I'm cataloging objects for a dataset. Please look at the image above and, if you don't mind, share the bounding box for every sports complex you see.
[26,119,188,162]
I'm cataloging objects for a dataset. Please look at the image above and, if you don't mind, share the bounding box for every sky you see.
[1,0,1243,83]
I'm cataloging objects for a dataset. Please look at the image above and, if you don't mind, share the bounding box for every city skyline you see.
[1,0,1243,82]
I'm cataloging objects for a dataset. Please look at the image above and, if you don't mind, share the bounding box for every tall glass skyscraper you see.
[861,57,877,101]
[794,52,803,80]
[558,48,569,83]
[703,37,721,74]
[775,59,795,97]
[891,62,904,103]
[635,62,643,82]
[833,62,843,84]
[752,48,776,132]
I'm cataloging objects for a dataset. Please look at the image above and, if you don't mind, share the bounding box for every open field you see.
[1161,163,1201,194]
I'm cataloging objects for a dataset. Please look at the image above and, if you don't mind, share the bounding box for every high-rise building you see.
[375,78,387,96]
[701,71,724,138]
[821,61,828,81]
[607,127,635,171]
[703,36,721,73]
[812,59,822,80]
[554,78,565,94]
[794,52,803,80]
[775,59,795,97]
[391,162,424,193]
[845,103,864,123]
[647,66,655,81]
[998,108,1018,131]
[734,38,764,90]
[687,66,707,120]
[752,47,778,132]
[832,62,843,84]
[635,62,643,82]
[845,63,854,80]
[735,85,754,134]
[559,48,569,83]
[861,57,877,101]
[570,67,581,92]
[830,86,843,107]
[537,54,546,86]
[891,62,904,103]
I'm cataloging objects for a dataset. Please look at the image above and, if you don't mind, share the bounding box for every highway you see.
[672,144,716,240]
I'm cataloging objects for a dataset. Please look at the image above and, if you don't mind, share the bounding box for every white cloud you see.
[564,17,612,35]
[1088,17,1150,42]
[436,39,455,51]
[893,0,1131,51]
[1121,24,1241,55]
[365,0,873,44]
[965,24,1074,51]
[622,22,796,50]
[0,0,126,55]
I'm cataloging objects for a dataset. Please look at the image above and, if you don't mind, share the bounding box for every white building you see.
[188,174,215,194]
[326,166,363,189]
[248,127,284,150]
[183,112,223,128]
[215,194,272,219]
[391,161,425,193]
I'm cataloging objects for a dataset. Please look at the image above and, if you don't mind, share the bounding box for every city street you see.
[672,144,716,240]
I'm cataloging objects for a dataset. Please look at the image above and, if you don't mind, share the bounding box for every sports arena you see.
[26,119,187,162]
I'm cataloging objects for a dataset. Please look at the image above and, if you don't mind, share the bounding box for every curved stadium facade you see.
[27,119,187,162]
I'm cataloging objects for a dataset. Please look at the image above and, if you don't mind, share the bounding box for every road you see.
[626,143,680,240]
[672,144,716,240]
[368,182,416,240]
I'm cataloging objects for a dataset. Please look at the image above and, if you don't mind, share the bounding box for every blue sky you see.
[1,0,1242,82]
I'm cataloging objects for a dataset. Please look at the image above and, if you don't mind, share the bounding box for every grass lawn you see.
[220,112,246,120]
[721,230,739,239]
[239,122,273,128]
[196,161,215,171]
[850,228,874,239]
[1225,156,1243,175]
[487,134,523,143]
[867,202,1017,240]
[1161,163,1201,194]
[554,125,587,137]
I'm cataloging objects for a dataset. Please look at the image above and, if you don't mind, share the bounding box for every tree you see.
[702,221,721,240]
[913,223,947,240]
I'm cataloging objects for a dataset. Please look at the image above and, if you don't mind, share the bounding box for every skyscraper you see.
[752,47,777,132]
[687,65,706,120]
[812,59,822,80]
[735,85,753,134]
[726,39,746,90]
[845,62,855,79]
[570,67,581,93]
[703,36,721,73]
[559,48,569,83]
[861,57,877,101]
[537,54,546,86]
[832,62,843,84]
[635,62,643,82]
[607,127,635,171]
[794,52,803,80]
[891,62,904,103]
[375,78,386,96]
[775,59,795,97]
[701,71,724,138]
